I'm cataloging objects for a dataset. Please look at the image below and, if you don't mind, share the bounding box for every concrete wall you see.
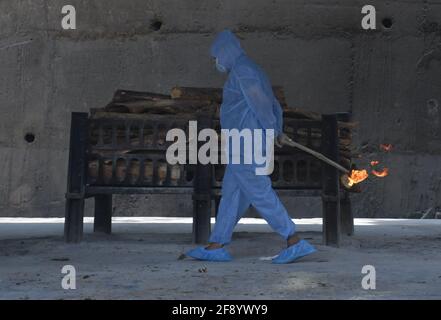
[1,0,440,218]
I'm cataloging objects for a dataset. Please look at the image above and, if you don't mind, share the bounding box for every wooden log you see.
[339,144,352,150]
[283,108,321,121]
[339,150,358,159]
[339,132,352,140]
[113,89,171,102]
[105,99,214,114]
[337,121,359,129]
[286,128,352,141]
[90,111,196,121]
[293,128,322,139]
[171,86,287,107]
[338,138,352,146]
[103,104,130,113]
[171,87,223,103]
[285,129,353,150]
[338,144,351,151]
[284,109,358,129]
[90,107,105,114]
[339,126,352,135]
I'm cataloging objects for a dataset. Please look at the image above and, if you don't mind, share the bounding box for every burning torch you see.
[277,133,367,189]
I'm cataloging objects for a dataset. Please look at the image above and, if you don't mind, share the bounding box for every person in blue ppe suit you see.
[186,30,316,264]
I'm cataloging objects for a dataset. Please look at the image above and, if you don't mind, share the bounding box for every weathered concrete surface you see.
[0,0,441,217]
[1,218,441,299]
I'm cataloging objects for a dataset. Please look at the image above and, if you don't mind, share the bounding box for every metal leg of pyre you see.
[65,198,85,243]
[94,194,113,234]
[214,195,221,219]
[321,114,341,246]
[340,193,354,236]
[64,112,88,243]
[335,112,354,237]
[192,113,213,244]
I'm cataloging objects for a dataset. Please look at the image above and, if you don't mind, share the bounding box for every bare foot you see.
[287,234,301,248]
[205,243,223,250]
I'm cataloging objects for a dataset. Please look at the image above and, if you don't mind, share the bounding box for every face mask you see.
[215,58,227,73]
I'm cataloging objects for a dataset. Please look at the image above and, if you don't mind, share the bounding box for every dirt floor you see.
[0,217,440,300]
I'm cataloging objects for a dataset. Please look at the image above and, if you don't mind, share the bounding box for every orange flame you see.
[380,144,392,152]
[370,160,379,166]
[347,169,369,187]
[372,168,389,177]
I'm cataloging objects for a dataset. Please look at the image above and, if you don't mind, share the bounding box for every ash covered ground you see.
[1,218,440,300]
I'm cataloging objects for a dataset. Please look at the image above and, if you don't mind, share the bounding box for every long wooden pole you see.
[281,136,349,174]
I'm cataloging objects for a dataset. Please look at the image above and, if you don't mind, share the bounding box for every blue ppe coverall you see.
[208,30,296,245]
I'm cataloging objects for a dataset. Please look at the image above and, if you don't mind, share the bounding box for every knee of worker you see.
[221,165,240,189]
[232,170,275,203]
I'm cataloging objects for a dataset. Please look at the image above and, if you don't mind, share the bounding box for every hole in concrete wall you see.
[427,98,439,109]
[24,133,35,143]
[150,19,163,31]
[382,18,393,29]
[427,99,439,117]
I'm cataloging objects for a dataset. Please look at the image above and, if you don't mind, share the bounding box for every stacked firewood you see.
[89,87,358,185]
[91,86,287,116]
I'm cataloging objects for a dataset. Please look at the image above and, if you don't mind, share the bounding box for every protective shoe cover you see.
[272,239,317,264]
[186,246,233,262]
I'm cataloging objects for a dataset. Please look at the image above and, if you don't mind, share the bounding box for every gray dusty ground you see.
[0,218,440,300]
